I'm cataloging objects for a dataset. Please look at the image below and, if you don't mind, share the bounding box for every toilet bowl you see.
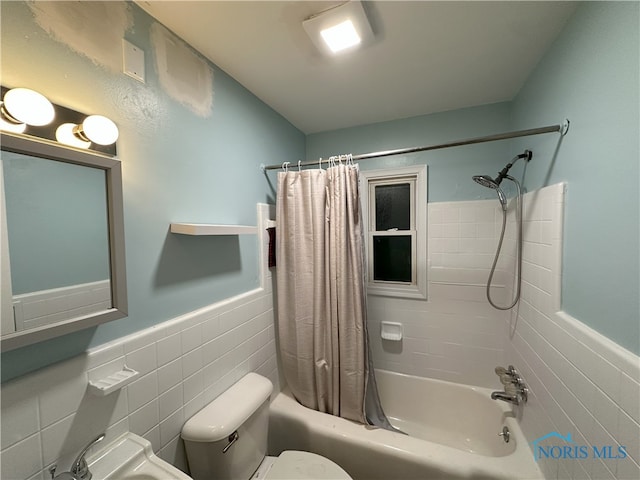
[181,373,352,480]
[254,451,353,480]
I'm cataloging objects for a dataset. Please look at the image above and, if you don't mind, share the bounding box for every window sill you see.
[367,283,427,300]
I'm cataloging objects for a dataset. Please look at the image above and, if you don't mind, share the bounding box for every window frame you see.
[361,165,427,300]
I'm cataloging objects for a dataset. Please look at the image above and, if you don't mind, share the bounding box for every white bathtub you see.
[269,370,543,480]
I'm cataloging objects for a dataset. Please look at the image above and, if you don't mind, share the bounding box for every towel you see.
[266,226,276,268]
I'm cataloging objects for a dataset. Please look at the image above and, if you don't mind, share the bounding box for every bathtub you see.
[268,370,542,480]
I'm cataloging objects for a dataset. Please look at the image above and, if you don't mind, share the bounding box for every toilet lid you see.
[265,451,352,480]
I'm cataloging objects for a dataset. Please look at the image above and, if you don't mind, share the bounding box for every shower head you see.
[472,150,531,211]
[473,174,508,211]
[472,174,500,190]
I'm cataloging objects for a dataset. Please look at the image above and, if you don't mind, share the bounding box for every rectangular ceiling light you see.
[303,1,374,56]
[321,20,361,53]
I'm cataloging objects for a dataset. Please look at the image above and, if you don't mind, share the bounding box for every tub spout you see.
[491,370,528,405]
[491,391,520,405]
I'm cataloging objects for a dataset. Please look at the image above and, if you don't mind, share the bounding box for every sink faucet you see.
[51,433,105,480]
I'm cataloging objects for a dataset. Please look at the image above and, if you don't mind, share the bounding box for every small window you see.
[375,183,411,231]
[373,235,412,282]
[361,165,427,299]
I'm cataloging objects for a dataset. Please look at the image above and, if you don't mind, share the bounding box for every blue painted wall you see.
[1,2,304,381]
[2,1,637,382]
[510,1,639,354]
[307,2,639,354]
[306,102,514,203]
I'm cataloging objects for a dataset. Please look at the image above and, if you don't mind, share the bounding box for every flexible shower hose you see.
[485,176,523,310]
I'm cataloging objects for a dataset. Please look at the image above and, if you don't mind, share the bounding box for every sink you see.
[86,432,192,480]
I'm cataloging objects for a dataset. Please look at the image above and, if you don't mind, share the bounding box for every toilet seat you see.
[264,451,352,480]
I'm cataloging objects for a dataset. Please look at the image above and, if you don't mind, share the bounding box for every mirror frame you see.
[1,132,127,351]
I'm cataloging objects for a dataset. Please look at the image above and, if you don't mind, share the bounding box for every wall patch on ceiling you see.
[150,23,213,118]
[28,1,133,72]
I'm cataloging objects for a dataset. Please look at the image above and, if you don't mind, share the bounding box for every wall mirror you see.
[0,132,127,351]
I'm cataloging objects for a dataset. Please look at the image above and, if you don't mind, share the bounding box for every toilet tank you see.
[181,373,274,480]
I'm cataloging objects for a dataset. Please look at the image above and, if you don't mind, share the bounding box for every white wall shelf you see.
[170,223,258,235]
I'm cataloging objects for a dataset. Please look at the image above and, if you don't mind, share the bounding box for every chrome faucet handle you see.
[503,372,524,387]
[504,383,518,395]
[505,365,522,382]
[70,433,105,480]
[499,373,515,385]
[496,366,523,384]
[495,365,518,378]
[504,382,528,404]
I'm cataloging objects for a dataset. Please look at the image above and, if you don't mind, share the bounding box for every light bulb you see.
[0,102,27,133]
[2,88,55,126]
[76,115,119,145]
[56,123,90,149]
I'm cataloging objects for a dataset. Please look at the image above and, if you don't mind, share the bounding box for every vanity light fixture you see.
[72,115,119,146]
[303,1,374,56]
[0,103,27,134]
[1,84,118,155]
[55,122,91,149]
[0,87,55,127]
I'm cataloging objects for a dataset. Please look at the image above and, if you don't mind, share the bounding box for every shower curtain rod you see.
[261,119,569,171]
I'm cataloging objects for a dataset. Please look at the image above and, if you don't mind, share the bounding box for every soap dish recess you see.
[380,321,403,341]
[88,366,139,396]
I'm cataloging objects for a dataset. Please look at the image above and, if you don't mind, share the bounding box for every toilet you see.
[181,372,353,480]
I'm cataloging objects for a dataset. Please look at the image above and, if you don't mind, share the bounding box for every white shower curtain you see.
[276,163,393,427]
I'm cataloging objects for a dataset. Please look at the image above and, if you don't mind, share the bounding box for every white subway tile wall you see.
[0,286,278,480]
[506,183,640,480]
[3,194,639,480]
[0,205,277,480]
[368,198,512,388]
[369,182,639,479]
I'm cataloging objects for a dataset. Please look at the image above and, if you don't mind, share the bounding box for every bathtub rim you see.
[373,368,517,457]
[269,370,543,480]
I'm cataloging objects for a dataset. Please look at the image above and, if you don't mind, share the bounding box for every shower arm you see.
[495,150,533,185]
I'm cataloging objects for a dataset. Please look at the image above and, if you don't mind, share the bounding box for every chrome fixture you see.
[1,85,118,155]
[491,365,528,405]
[262,120,569,171]
[51,433,105,480]
[498,426,511,443]
[472,150,532,205]
[472,150,532,310]
[68,115,119,146]
[222,430,240,454]
[491,387,525,405]
[495,365,524,385]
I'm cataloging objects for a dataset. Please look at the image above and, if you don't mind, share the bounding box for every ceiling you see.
[136,1,578,134]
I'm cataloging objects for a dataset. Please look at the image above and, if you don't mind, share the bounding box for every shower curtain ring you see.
[298,160,302,171]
